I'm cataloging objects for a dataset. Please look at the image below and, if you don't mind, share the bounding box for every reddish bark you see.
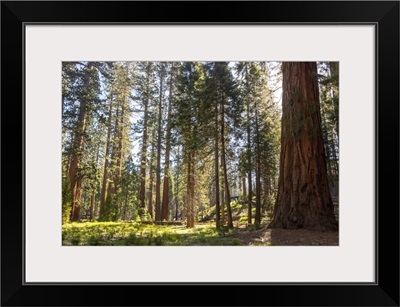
[269,62,337,231]
[69,63,93,221]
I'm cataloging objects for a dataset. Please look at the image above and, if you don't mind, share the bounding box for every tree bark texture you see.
[155,68,164,222]
[214,103,221,228]
[99,95,113,219]
[161,65,174,221]
[69,63,93,221]
[139,66,151,213]
[221,101,233,228]
[254,110,262,228]
[186,153,195,228]
[269,62,337,231]
[246,103,252,225]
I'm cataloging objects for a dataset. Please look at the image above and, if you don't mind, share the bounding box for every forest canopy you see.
[62,61,339,245]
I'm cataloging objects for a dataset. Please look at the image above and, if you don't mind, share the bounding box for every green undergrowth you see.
[62,222,249,246]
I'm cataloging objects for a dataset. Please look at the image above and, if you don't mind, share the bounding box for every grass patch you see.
[62,222,259,246]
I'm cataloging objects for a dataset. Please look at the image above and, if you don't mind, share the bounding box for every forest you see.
[62,61,339,246]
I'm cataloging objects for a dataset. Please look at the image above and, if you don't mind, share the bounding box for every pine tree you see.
[161,62,177,221]
[136,62,156,217]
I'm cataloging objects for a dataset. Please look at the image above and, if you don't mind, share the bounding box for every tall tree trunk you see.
[161,64,174,221]
[69,63,92,221]
[262,175,269,213]
[155,67,164,222]
[254,110,262,228]
[139,66,151,215]
[90,191,95,221]
[329,62,339,138]
[186,152,195,228]
[321,113,333,179]
[175,146,180,221]
[107,106,119,197]
[221,102,233,228]
[113,93,126,194]
[330,127,339,177]
[246,101,252,225]
[221,190,225,226]
[242,175,247,199]
[245,65,253,225]
[148,128,157,220]
[109,98,126,220]
[269,62,337,231]
[214,103,221,228]
[90,136,101,221]
[99,99,113,220]
[123,191,129,221]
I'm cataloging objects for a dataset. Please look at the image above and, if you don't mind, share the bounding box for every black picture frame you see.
[1,1,399,306]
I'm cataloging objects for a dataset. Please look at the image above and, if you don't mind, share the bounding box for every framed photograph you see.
[1,1,399,306]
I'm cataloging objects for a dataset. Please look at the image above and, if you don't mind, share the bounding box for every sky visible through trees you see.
[62,61,339,246]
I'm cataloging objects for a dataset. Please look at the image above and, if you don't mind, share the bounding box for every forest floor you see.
[229,227,338,246]
[62,222,338,246]
[63,182,339,246]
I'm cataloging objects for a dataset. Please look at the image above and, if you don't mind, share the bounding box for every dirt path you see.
[232,228,339,246]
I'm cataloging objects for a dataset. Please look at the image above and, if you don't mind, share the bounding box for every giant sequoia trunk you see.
[269,62,337,231]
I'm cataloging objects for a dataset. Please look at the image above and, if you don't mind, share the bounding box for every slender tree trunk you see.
[113,94,126,195]
[221,190,225,226]
[90,138,101,222]
[99,100,113,220]
[269,62,337,231]
[327,62,339,178]
[161,65,174,221]
[123,191,129,221]
[148,173,154,220]
[175,146,180,220]
[67,134,74,176]
[262,175,269,213]
[244,65,253,225]
[186,152,195,228]
[242,176,247,199]
[246,103,252,225]
[329,62,339,138]
[321,114,333,179]
[107,106,119,197]
[139,66,151,215]
[214,103,221,228]
[148,128,157,220]
[90,191,95,221]
[155,68,164,222]
[330,127,339,177]
[69,63,92,221]
[254,110,262,228]
[221,102,233,228]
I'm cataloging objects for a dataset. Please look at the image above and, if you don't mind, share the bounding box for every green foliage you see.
[62,175,72,224]
[99,194,114,222]
[62,222,259,246]
[62,61,291,229]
